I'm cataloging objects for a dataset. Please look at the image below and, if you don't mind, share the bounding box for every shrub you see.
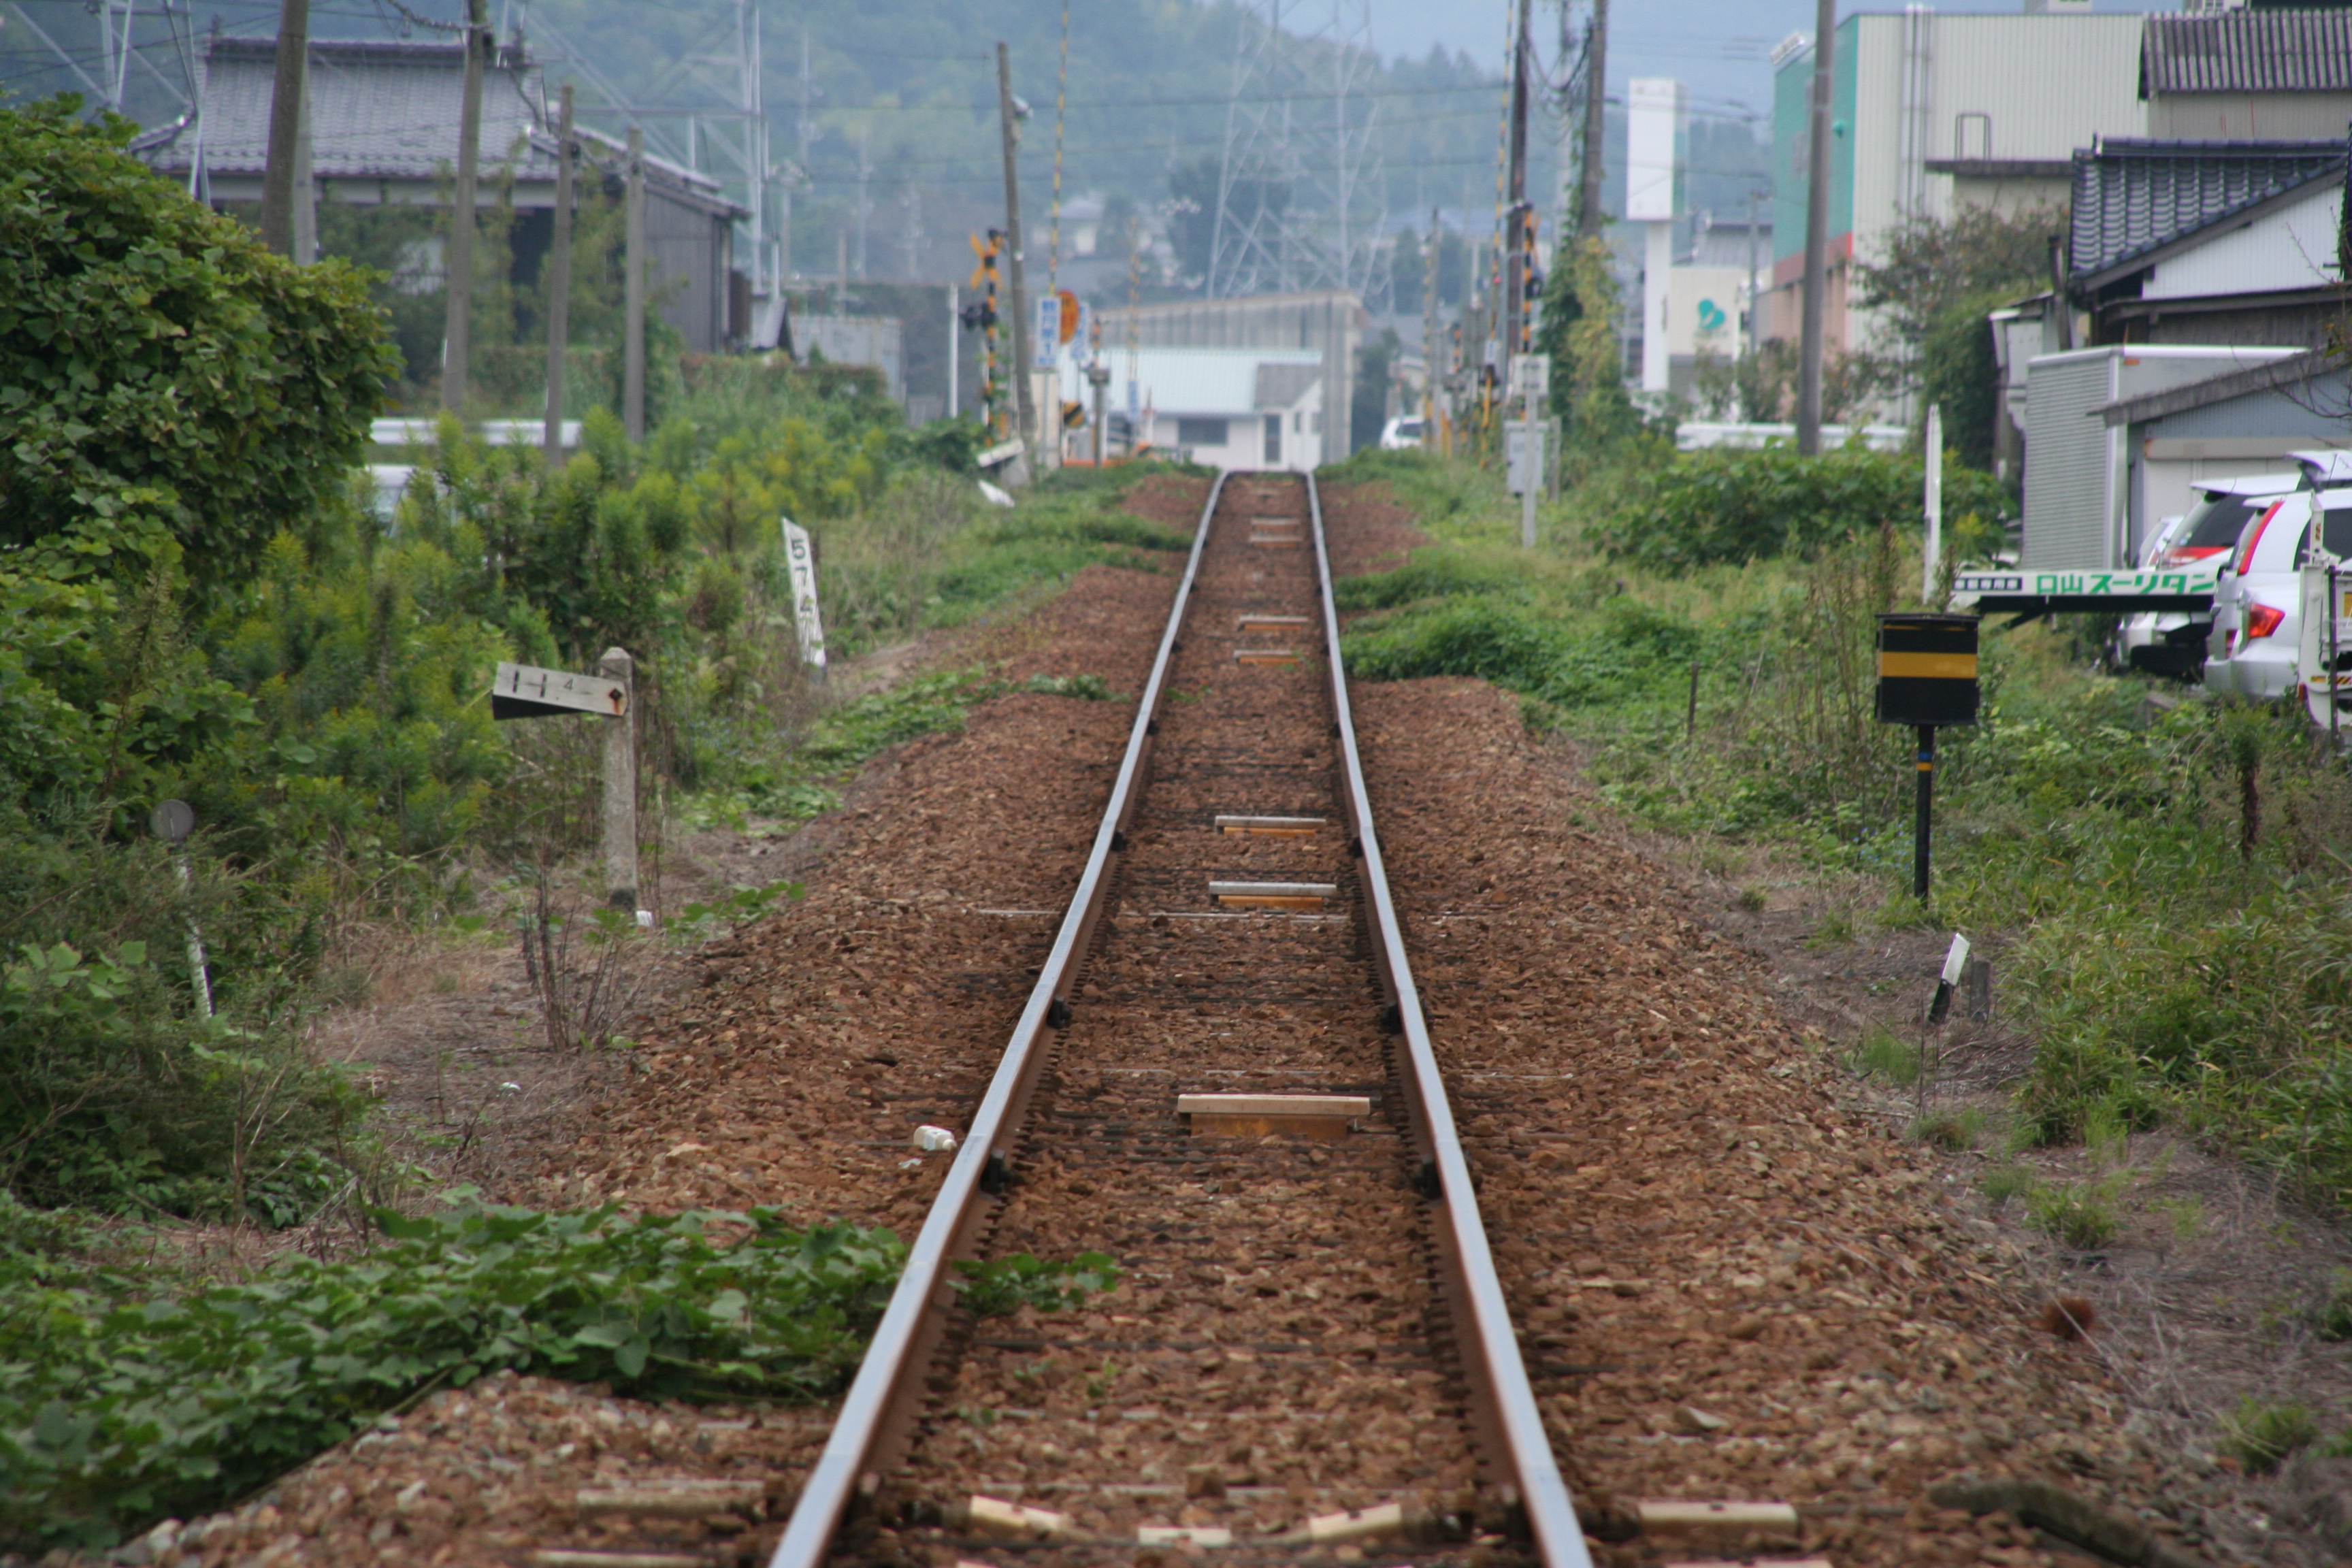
[0,97,396,593]
[1591,444,2013,574]
[2026,1179,2121,1250]
[2218,1396,2319,1474]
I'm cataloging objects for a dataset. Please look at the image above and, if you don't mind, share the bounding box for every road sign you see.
[1509,353,1550,399]
[783,519,828,670]
[491,662,628,720]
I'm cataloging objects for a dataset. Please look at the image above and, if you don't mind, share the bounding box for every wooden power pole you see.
[1796,0,1837,456]
[997,42,1033,482]
[542,82,575,467]
[623,125,647,442]
[442,0,487,414]
[257,0,310,256]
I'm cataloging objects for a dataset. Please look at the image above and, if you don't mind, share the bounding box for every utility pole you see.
[997,42,1033,480]
[1575,0,1609,239]
[1502,0,1533,363]
[624,125,647,442]
[542,82,575,467]
[442,0,487,414]
[1796,0,1836,456]
[257,0,310,256]
[1423,208,1440,436]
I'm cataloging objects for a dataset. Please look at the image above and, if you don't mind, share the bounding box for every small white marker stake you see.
[1926,931,1971,1026]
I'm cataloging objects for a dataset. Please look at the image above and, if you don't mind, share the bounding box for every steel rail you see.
[1307,472,1592,1568]
[762,471,1229,1568]
[762,469,1590,1568]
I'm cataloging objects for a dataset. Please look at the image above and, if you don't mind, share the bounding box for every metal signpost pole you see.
[1914,724,1935,900]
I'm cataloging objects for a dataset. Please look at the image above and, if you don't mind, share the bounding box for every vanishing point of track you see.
[764,472,1588,1568]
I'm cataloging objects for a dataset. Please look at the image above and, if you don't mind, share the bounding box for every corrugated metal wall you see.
[2023,353,2118,571]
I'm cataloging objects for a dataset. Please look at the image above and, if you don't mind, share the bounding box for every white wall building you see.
[1062,348,1324,472]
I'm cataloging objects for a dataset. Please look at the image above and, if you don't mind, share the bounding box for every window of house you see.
[1264,414,1281,465]
[1177,416,1227,447]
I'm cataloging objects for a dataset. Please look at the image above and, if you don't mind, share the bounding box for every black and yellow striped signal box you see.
[1876,613,1980,728]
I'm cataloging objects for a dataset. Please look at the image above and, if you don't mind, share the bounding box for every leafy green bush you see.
[1591,444,2014,574]
[0,97,396,593]
[0,1203,908,1549]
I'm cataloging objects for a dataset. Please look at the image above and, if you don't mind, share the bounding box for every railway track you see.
[761,470,1588,1568]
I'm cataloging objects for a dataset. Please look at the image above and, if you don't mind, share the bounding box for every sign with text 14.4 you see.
[782,518,828,670]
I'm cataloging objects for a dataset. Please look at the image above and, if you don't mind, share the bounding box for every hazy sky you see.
[1370,0,2174,125]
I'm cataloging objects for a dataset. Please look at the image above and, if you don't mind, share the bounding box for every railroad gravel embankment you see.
[132,475,2253,1568]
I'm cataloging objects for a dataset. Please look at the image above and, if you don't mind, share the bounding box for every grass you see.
[2219,1396,2320,1473]
[1848,1028,1923,1088]
[1912,1107,1986,1152]
[1327,446,2352,1216]
[2026,1177,2125,1250]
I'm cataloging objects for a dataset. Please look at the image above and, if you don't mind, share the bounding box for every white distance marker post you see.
[1923,403,1944,600]
[1925,931,1971,1026]
[782,518,828,683]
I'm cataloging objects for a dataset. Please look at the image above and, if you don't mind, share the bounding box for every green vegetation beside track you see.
[1328,442,2352,1210]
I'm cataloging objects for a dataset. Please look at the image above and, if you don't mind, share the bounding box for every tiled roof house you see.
[137,37,748,352]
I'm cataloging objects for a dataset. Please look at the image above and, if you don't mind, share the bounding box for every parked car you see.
[2206,492,2316,700]
[2121,474,2298,679]
[1379,416,1425,451]
[2112,513,2185,674]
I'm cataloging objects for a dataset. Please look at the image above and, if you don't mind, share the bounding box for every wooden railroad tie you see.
[1235,613,1310,632]
[1207,879,1336,910]
[1233,647,1305,666]
[574,1479,766,1518]
[949,1496,1074,1541]
[1638,1501,1805,1557]
[1177,1092,1370,1139]
[531,1554,708,1568]
[1247,516,1305,549]
[1214,813,1324,838]
[1136,1526,1233,1548]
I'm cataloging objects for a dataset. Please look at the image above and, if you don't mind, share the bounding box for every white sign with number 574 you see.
[783,518,828,670]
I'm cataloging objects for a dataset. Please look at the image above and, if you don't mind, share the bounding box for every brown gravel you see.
[91,470,2270,1568]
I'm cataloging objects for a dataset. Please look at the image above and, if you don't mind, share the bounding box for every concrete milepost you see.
[782,519,828,679]
[488,658,638,911]
[150,799,214,1019]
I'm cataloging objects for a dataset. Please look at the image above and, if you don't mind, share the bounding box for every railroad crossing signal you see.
[1876,612,1980,900]
[966,230,1004,433]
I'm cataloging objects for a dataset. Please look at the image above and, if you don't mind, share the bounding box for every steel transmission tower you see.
[1208,0,1384,304]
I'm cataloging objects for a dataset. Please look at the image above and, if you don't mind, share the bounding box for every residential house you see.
[1094,293,1364,467]
[1060,348,1324,473]
[137,37,749,353]
[2067,137,2347,348]
[2141,7,2352,140]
